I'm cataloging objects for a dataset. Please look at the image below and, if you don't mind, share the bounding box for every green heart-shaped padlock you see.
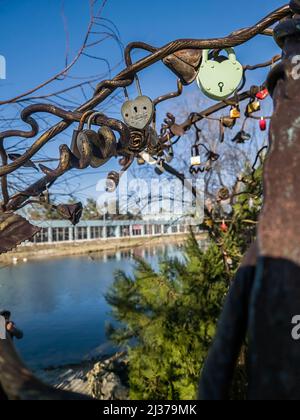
[197,48,243,101]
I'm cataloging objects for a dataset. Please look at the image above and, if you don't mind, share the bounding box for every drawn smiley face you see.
[121,96,154,130]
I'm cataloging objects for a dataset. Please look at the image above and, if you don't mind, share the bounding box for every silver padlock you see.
[121,75,154,130]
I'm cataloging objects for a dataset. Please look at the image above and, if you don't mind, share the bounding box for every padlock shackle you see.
[192,144,200,156]
[225,47,237,63]
[87,112,104,129]
[202,48,237,63]
[202,49,210,63]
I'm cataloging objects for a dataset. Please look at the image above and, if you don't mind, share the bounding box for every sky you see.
[0,0,285,202]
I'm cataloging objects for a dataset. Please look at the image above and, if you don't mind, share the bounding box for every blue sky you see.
[0,0,284,202]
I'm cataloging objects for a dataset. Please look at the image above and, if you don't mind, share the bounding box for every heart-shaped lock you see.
[197,48,243,101]
[121,96,154,130]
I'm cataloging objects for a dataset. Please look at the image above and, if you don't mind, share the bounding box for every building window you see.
[91,226,102,239]
[144,225,152,235]
[107,227,116,238]
[154,225,162,235]
[121,226,130,237]
[34,228,49,243]
[180,225,186,233]
[133,225,142,236]
[52,227,69,242]
[77,227,88,240]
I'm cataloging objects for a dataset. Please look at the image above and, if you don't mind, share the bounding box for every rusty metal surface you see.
[248,32,300,399]
[200,14,300,400]
[0,334,92,400]
[261,45,300,264]
[199,264,256,400]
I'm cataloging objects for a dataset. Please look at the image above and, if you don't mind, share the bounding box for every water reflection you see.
[0,243,183,369]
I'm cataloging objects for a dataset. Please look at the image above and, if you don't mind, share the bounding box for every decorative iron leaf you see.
[56,202,83,226]
[0,213,41,254]
[163,49,202,85]
[8,154,39,171]
[232,131,251,144]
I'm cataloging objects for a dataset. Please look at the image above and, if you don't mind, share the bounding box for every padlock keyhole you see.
[218,82,224,93]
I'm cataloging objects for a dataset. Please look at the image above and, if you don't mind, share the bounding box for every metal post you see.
[200,7,300,400]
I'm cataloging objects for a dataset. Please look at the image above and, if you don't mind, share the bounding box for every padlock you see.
[205,219,214,228]
[164,145,174,163]
[77,112,117,168]
[246,99,261,116]
[137,157,146,165]
[121,75,154,130]
[256,88,269,100]
[190,145,201,166]
[206,150,220,162]
[259,117,267,131]
[230,106,241,119]
[196,48,243,101]
[106,171,119,193]
[221,116,236,129]
[72,112,117,169]
[155,159,165,176]
[220,220,228,233]
[70,129,81,159]
[232,130,251,144]
[217,187,230,202]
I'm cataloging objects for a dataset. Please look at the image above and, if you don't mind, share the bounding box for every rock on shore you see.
[87,352,129,400]
[37,352,129,400]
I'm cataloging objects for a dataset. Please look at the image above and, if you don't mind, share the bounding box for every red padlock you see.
[221,220,228,233]
[256,88,269,100]
[259,117,267,132]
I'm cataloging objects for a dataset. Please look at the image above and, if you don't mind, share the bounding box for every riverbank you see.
[37,352,129,399]
[0,233,207,265]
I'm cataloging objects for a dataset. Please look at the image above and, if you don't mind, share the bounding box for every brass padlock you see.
[230,106,241,119]
[246,99,261,116]
[221,116,236,129]
[137,157,146,165]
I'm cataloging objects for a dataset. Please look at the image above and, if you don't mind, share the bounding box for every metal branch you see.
[0,5,290,182]
[0,335,92,400]
[153,80,183,106]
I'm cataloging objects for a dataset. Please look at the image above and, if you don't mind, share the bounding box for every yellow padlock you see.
[246,99,261,115]
[205,219,214,228]
[230,106,241,119]
[137,157,146,165]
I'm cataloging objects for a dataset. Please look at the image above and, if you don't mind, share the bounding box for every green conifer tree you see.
[106,163,263,400]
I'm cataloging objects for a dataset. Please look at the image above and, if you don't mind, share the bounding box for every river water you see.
[0,244,184,370]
